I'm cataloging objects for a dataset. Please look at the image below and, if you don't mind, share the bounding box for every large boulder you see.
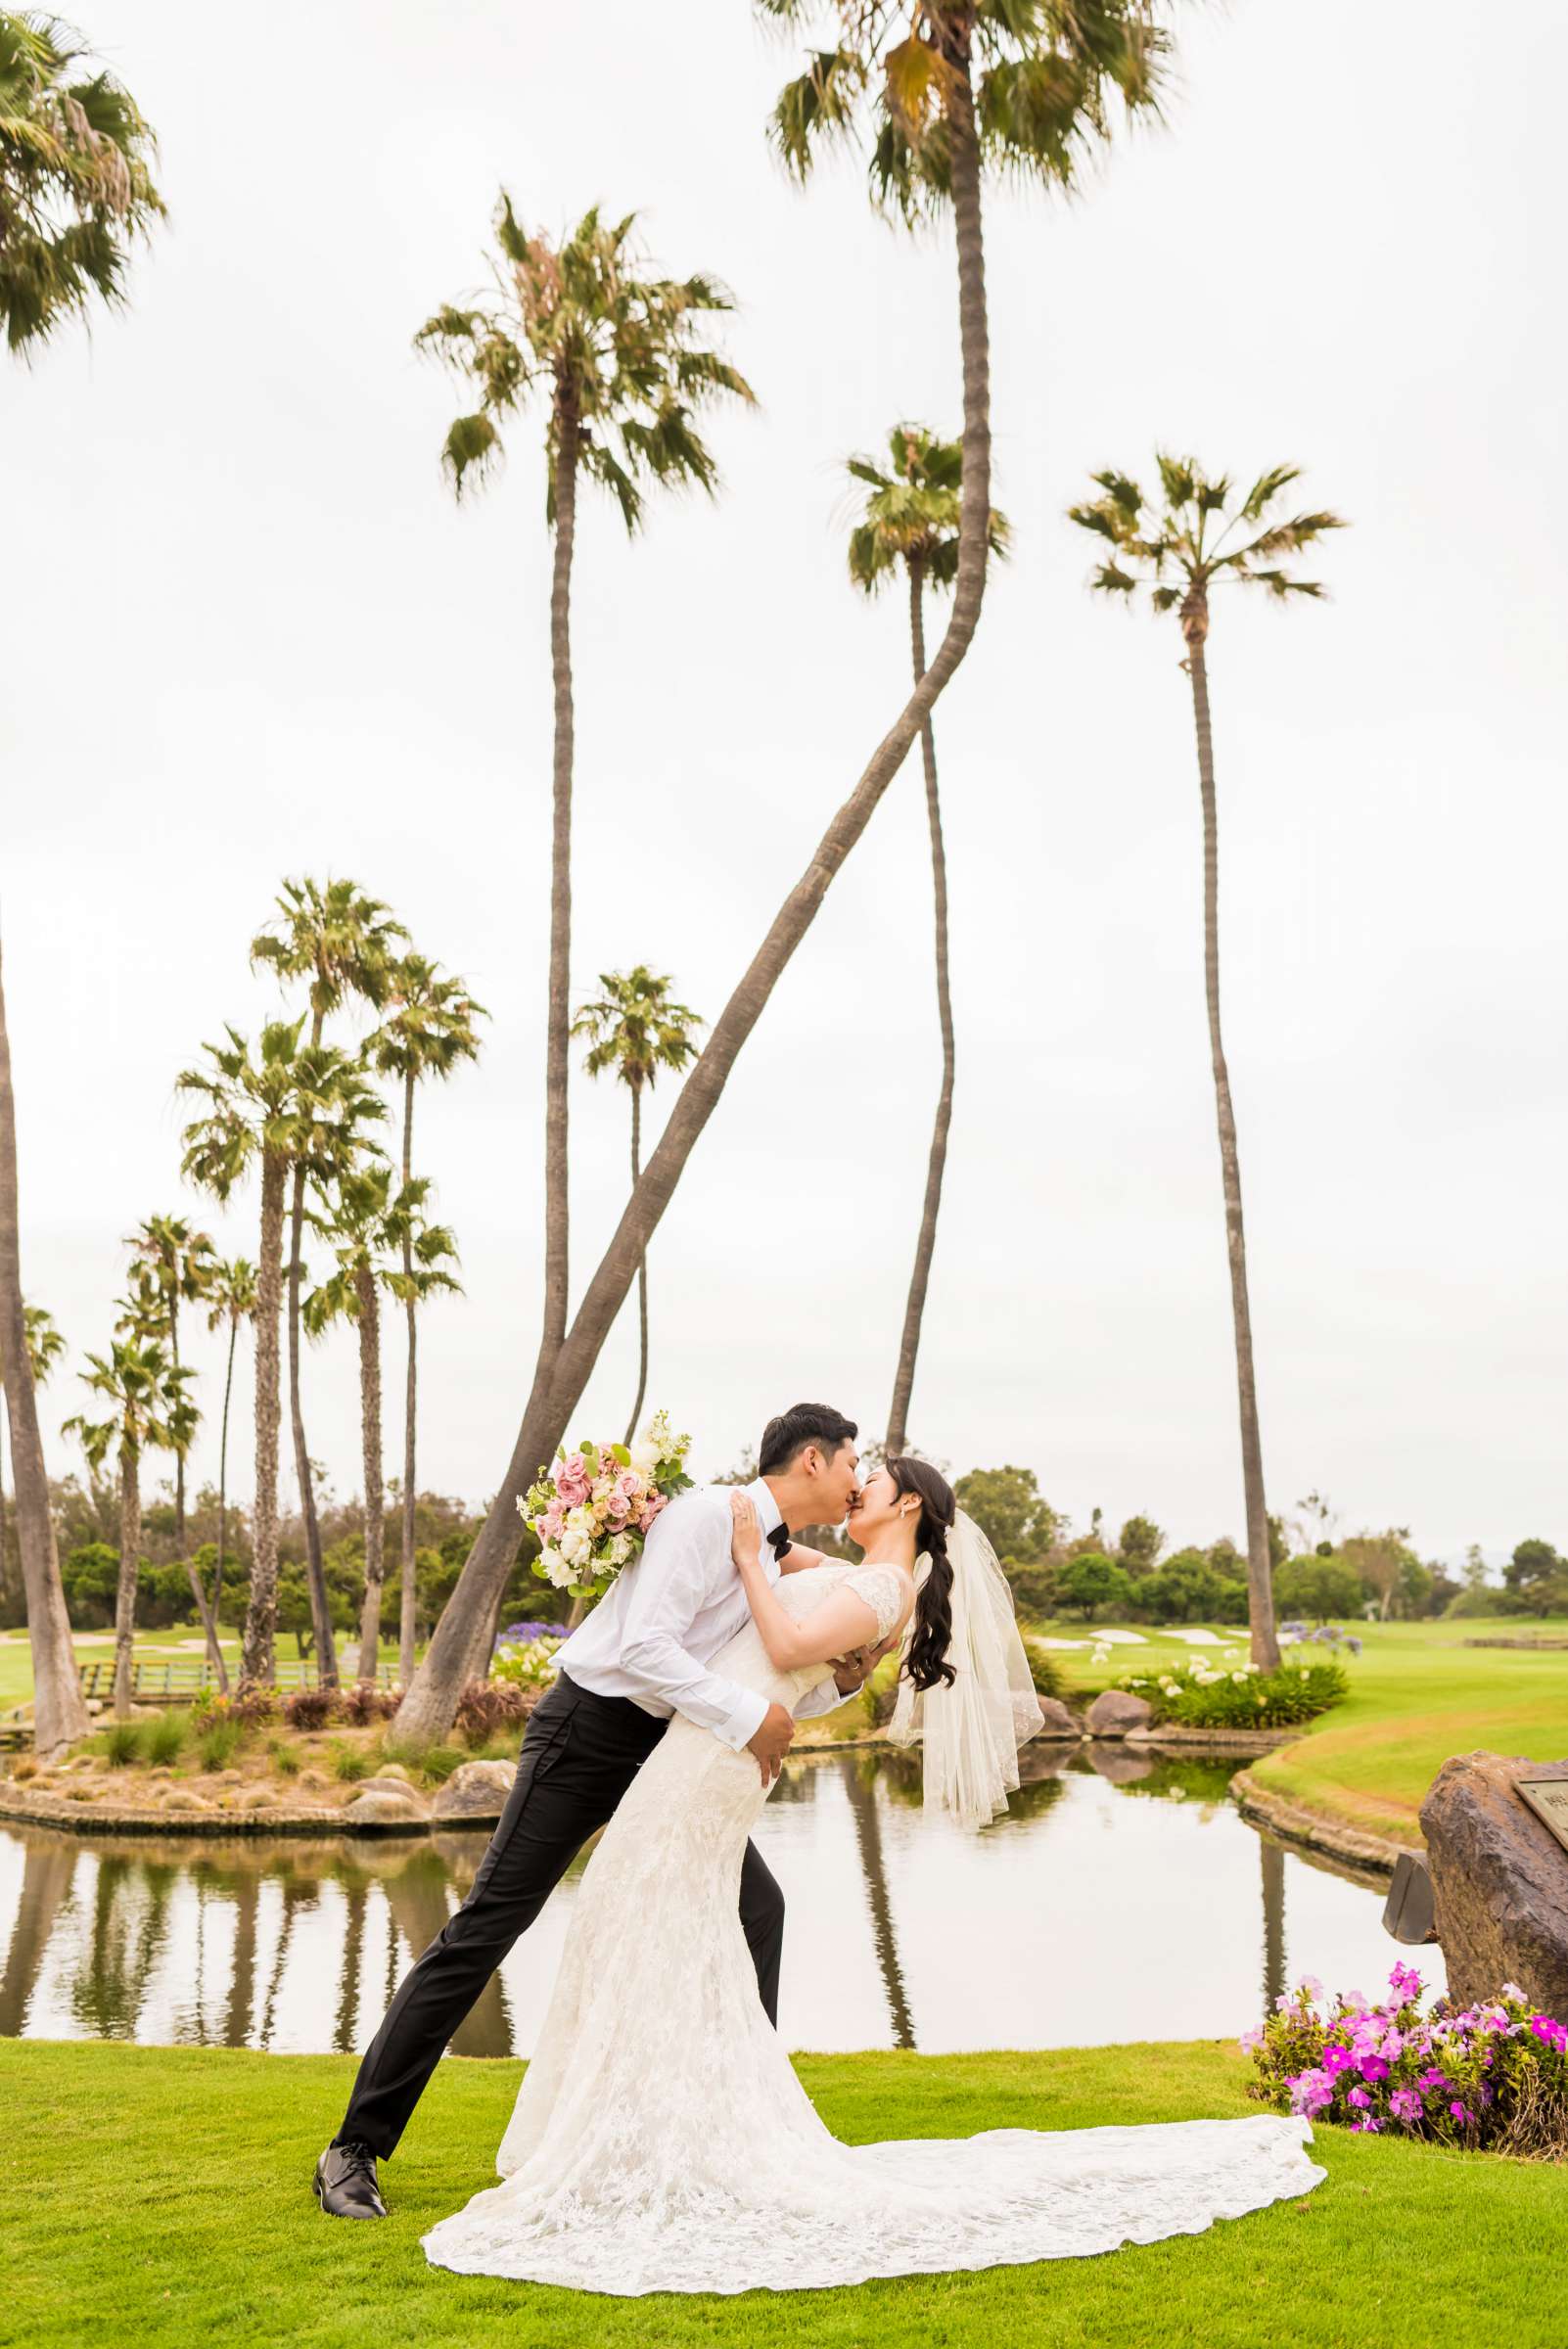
[1084,1689,1152,1740]
[433,1760,517,1823]
[342,1784,431,1828]
[1420,1752,1568,2015]
[1034,1697,1081,1741]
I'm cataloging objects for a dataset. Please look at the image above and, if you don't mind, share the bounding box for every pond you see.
[0,1746,1437,2056]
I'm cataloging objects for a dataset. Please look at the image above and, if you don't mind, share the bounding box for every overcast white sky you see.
[7,0,1565,1565]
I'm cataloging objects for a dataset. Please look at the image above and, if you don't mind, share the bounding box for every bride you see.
[422,1456,1323,2295]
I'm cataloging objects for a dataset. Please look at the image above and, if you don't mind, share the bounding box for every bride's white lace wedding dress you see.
[422,1562,1322,2295]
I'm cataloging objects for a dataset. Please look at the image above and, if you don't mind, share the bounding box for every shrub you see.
[455,1679,532,1741]
[282,1686,342,1731]
[1244,1964,1568,2156]
[342,1681,401,1727]
[1056,1552,1130,1621]
[228,1681,280,1727]
[327,1739,371,1783]
[1118,1651,1349,1728]
[1024,1642,1065,1703]
[491,1634,562,1690]
[144,1711,188,1767]
[197,1719,242,1772]
[103,1721,143,1769]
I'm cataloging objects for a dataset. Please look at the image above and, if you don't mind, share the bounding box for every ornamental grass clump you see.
[1244,1964,1568,2158]
[1118,1649,1348,1728]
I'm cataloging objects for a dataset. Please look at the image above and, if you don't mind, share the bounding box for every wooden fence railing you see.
[76,1658,397,1704]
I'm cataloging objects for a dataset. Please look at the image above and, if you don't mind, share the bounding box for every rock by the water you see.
[1086,1742,1155,1786]
[1084,1689,1152,1739]
[342,1785,431,1827]
[1034,1697,1081,1741]
[1420,1751,1568,2015]
[433,1760,516,1822]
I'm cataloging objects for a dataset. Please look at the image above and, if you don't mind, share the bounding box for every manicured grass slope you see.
[1039,1619,1567,1846]
[3,2038,1561,2349]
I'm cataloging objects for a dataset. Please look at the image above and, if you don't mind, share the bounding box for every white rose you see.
[561,1528,592,1568]
[565,1505,592,1536]
[630,1438,662,1475]
[608,1533,632,1566]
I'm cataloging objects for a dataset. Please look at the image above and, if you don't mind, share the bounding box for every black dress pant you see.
[337,1672,785,2157]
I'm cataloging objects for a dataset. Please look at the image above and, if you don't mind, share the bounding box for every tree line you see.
[3,4,1400,1754]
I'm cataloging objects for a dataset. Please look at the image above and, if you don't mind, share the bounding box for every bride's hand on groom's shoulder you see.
[728,1489,761,1570]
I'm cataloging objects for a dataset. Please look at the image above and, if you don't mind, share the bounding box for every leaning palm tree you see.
[123,1214,216,1545]
[178,1021,385,1684]
[416,205,754,1411]
[367,953,485,1685]
[395,0,1173,1745]
[0,949,87,1753]
[572,967,703,1446]
[0,1300,65,1627]
[1067,455,1346,1669]
[252,880,406,1684]
[304,1167,459,1682]
[65,1334,195,1717]
[0,9,163,352]
[845,423,1009,1453]
[203,1256,255,1671]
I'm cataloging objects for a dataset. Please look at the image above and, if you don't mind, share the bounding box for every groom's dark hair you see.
[759,1403,857,1476]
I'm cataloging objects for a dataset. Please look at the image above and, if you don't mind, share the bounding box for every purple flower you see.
[1388,1962,1423,2003]
[1416,2067,1450,2093]
[1449,2100,1471,2124]
[1349,2116,1382,2133]
[1347,2087,1371,2109]
[1529,2013,1567,2051]
[1389,2089,1421,2123]
[1359,2054,1390,2084]
[1321,2044,1356,2077]
[1238,2026,1264,2052]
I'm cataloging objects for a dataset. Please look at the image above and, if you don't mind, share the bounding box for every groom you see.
[315,1401,867,2219]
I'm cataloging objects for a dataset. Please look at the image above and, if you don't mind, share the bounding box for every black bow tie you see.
[765,1522,792,1565]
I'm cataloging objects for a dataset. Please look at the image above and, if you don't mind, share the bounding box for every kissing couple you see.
[315,1403,1323,2294]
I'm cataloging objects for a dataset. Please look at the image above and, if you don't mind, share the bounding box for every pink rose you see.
[637,1493,669,1534]
[539,1506,565,1543]
[556,1456,590,1505]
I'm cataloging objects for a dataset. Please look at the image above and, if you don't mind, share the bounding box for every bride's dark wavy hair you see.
[889,1456,958,1692]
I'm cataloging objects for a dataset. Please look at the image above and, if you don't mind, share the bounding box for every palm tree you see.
[304,1166,459,1682]
[203,1256,255,1677]
[117,1249,229,1687]
[123,1214,217,1545]
[395,0,1171,1745]
[178,1021,385,1685]
[0,1300,64,1620]
[572,968,703,1446]
[0,20,162,1755]
[416,205,754,1411]
[0,948,87,1754]
[845,423,1009,1452]
[252,880,407,1685]
[1067,456,1346,1669]
[65,1333,195,1717]
[0,9,163,352]
[368,953,485,1685]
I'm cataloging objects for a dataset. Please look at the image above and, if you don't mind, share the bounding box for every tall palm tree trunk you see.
[397,69,994,1747]
[287,1155,338,1684]
[169,1291,186,1546]
[1182,599,1279,1671]
[112,1445,141,1721]
[212,1311,239,1662]
[0,944,89,1754]
[624,1082,647,1447]
[398,1065,418,1686]
[245,1155,286,1684]
[534,392,579,1390]
[354,1267,386,1683]
[0,1419,13,1626]
[886,559,955,1455]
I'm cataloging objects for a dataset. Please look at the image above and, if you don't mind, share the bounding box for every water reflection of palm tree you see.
[1259,1834,1287,2012]
[333,1878,370,2054]
[223,1870,261,2050]
[0,1832,78,2036]
[69,1855,177,2040]
[840,1759,916,2052]
[257,1870,322,2049]
[384,1847,514,2058]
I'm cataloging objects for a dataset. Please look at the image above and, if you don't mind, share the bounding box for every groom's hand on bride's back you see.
[747,1702,795,1786]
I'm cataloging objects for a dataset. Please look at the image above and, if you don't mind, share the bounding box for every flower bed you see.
[1243,1963,1568,2157]
[1118,1648,1349,1729]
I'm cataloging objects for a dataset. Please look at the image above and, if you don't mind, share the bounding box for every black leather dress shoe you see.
[314,2140,387,2219]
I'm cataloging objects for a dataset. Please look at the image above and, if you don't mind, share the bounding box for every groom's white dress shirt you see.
[555,1477,841,1752]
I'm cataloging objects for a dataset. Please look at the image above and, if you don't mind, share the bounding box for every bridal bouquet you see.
[520,1408,693,1597]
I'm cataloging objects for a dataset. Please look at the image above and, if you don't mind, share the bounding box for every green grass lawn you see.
[3,2037,1560,2349]
[1037,1617,1567,1847]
